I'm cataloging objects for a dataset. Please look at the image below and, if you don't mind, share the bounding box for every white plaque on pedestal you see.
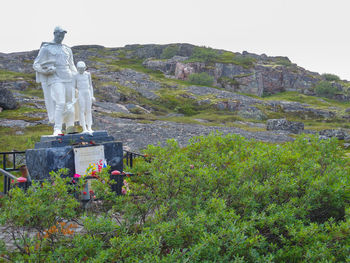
[74,146,105,175]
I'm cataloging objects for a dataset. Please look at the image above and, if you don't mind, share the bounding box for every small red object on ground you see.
[17,177,27,183]
[111,170,121,175]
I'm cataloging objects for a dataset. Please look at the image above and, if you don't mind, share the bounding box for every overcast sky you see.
[1,0,349,80]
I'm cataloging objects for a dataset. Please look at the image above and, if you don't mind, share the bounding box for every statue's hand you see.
[43,66,56,75]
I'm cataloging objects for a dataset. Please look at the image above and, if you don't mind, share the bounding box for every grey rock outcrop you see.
[142,56,188,75]
[0,87,18,109]
[266,119,304,134]
[318,129,348,140]
[141,47,350,99]
[238,107,267,120]
[114,69,161,100]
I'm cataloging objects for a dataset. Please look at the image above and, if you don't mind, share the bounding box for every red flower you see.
[91,170,97,177]
[83,191,87,195]
[111,170,121,175]
[89,190,94,195]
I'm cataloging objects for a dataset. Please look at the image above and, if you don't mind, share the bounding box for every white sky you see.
[1,0,350,80]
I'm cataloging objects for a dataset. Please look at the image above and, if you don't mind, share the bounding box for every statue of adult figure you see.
[33,26,77,136]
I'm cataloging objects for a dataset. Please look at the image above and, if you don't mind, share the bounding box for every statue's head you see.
[53,26,67,44]
[77,61,86,74]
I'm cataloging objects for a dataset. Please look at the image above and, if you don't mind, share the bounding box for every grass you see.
[109,112,158,121]
[0,107,46,121]
[15,88,44,99]
[0,69,35,81]
[0,125,52,152]
[262,91,350,110]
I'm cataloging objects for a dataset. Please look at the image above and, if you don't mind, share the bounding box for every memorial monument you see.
[33,26,77,136]
[26,27,123,181]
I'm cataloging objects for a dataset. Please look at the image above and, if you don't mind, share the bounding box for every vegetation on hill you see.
[1,133,349,262]
[188,72,214,86]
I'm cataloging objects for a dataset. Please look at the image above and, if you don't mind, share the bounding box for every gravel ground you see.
[94,113,293,152]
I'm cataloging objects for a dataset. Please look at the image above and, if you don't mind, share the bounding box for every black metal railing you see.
[123,150,145,168]
[0,168,18,194]
[0,151,26,194]
[0,150,146,195]
[0,151,26,172]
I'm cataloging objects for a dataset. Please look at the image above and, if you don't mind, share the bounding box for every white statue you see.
[74,61,95,134]
[33,26,77,136]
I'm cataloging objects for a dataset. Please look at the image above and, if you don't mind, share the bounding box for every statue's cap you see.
[54,26,67,33]
[77,61,86,68]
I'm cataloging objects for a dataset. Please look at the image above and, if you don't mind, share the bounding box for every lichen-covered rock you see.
[266,100,336,119]
[115,69,161,100]
[142,56,188,75]
[0,118,35,128]
[215,101,240,112]
[0,87,18,109]
[238,107,267,120]
[93,101,129,114]
[125,104,151,114]
[318,129,348,140]
[266,119,304,134]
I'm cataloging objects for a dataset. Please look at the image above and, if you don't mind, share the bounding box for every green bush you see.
[188,72,214,86]
[189,47,219,63]
[322,73,340,82]
[231,55,256,68]
[274,57,292,66]
[1,134,350,262]
[315,81,338,98]
[161,45,180,59]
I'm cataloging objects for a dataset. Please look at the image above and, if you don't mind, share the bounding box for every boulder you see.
[266,119,304,134]
[238,107,266,120]
[318,129,348,140]
[0,87,18,109]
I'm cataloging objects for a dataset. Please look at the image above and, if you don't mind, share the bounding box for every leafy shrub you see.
[274,57,292,66]
[188,72,214,86]
[322,73,340,82]
[231,55,256,68]
[1,134,350,262]
[189,47,219,63]
[315,81,337,98]
[161,45,180,59]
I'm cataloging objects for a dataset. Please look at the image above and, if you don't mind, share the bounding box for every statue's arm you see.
[88,72,95,102]
[68,48,77,73]
[33,47,48,74]
[72,75,77,102]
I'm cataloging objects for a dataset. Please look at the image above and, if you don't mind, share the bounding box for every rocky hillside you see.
[1,44,350,151]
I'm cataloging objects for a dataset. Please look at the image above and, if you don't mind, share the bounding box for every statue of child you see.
[74,61,95,134]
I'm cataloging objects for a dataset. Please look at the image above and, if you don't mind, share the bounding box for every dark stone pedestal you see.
[26,131,123,181]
